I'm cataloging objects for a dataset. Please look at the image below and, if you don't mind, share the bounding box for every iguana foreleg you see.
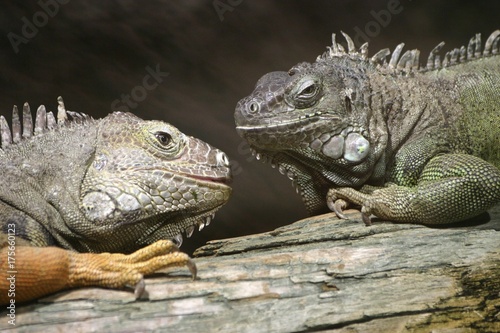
[328,154,500,225]
[0,240,195,304]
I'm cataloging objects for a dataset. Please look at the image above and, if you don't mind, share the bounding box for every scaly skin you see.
[235,30,500,225]
[0,97,231,304]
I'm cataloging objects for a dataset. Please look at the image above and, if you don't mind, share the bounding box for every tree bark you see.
[2,207,499,333]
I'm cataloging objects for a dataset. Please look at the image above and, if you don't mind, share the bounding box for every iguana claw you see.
[361,207,373,226]
[134,278,146,298]
[187,258,198,280]
[327,195,349,220]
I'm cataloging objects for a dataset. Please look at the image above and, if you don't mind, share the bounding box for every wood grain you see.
[2,207,499,332]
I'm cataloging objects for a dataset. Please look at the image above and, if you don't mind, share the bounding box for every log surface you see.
[2,208,499,333]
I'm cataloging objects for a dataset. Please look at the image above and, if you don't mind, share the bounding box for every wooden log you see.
[1,207,499,332]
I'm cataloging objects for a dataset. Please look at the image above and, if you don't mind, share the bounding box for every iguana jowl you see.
[0,97,232,303]
[235,30,500,225]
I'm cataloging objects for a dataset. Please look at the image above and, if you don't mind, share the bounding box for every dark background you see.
[0,1,498,254]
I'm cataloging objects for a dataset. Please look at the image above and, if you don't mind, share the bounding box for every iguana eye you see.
[290,78,322,108]
[300,83,316,97]
[154,131,172,146]
[299,83,317,97]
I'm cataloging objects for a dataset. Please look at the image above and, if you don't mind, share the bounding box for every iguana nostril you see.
[216,151,230,168]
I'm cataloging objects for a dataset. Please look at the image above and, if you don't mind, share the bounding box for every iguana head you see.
[0,98,232,251]
[80,111,232,248]
[234,33,389,213]
[234,61,372,165]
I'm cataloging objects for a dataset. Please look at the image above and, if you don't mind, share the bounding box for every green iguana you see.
[235,30,500,225]
[0,97,232,304]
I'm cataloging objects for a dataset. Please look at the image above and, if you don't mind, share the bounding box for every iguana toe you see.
[328,198,349,220]
[327,189,349,219]
[328,187,377,224]
[360,206,373,226]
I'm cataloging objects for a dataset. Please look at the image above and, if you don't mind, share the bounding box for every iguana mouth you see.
[188,175,232,185]
[135,167,232,186]
[235,111,338,132]
[174,152,233,186]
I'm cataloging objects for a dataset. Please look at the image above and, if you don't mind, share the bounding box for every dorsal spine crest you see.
[0,96,92,149]
[317,30,500,75]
